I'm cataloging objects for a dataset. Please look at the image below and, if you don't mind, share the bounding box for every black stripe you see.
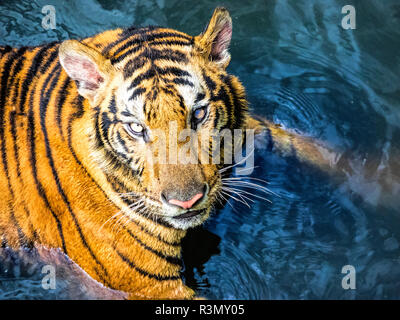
[27,110,67,252]
[156,66,190,78]
[127,67,157,90]
[116,249,181,281]
[146,88,158,102]
[0,45,12,56]
[8,47,28,88]
[128,65,192,91]
[100,112,114,144]
[118,25,158,38]
[0,48,21,109]
[105,169,137,195]
[0,85,29,247]
[0,49,30,246]
[162,87,175,95]
[138,48,189,63]
[102,26,159,55]
[170,78,194,87]
[214,107,220,129]
[12,78,21,106]
[119,223,182,266]
[112,46,188,65]
[27,62,67,253]
[115,131,129,154]
[121,110,134,117]
[148,40,193,47]
[195,92,206,104]
[123,56,147,79]
[109,94,117,114]
[19,43,56,113]
[177,94,187,111]
[9,111,22,179]
[265,127,274,152]
[112,31,193,57]
[224,75,247,128]
[202,71,216,93]
[93,113,134,178]
[110,46,142,65]
[39,66,113,284]
[8,205,26,246]
[39,47,60,74]
[93,108,106,148]
[211,85,232,129]
[9,110,39,242]
[131,218,182,247]
[129,87,146,101]
[55,76,72,138]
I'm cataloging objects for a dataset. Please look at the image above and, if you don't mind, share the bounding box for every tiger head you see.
[58,8,248,230]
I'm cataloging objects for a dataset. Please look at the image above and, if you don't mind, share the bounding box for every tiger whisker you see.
[118,205,150,235]
[221,186,255,201]
[222,181,276,197]
[99,203,135,232]
[215,193,225,207]
[220,186,253,208]
[234,165,260,173]
[222,179,280,198]
[112,202,147,235]
[218,148,255,174]
[218,190,242,213]
[102,200,144,233]
[118,192,139,198]
[221,185,272,204]
[222,176,270,185]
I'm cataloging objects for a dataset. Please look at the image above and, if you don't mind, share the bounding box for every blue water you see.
[1,0,400,299]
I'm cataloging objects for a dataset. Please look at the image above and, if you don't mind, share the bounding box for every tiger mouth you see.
[173,209,206,220]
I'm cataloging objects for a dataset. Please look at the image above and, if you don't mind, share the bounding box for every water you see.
[1,0,400,299]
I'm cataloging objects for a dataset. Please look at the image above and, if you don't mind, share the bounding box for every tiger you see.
[0,7,333,299]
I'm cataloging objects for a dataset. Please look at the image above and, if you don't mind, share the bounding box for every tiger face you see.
[59,8,247,230]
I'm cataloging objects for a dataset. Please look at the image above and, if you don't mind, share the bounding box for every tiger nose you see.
[168,193,204,209]
[161,185,208,210]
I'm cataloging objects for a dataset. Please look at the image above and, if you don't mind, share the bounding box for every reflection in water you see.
[181,227,221,291]
[1,0,400,299]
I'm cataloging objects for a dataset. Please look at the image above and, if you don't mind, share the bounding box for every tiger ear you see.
[59,40,115,101]
[195,7,232,68]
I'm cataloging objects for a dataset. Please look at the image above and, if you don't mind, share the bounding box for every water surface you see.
[1,0,400,299]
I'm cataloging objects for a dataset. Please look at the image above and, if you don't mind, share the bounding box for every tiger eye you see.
[194,108,206,121]
[129,122,144,135]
